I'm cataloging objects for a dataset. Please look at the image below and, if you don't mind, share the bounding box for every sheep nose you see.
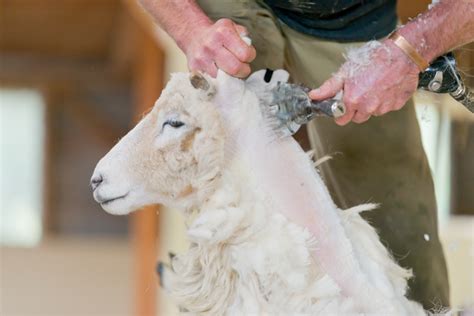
[90,174,104,191]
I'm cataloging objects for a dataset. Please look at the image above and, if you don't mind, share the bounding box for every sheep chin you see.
[99,191,156,216]
[99,197,135,215]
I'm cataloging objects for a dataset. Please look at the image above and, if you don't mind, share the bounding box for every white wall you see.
[0,238,133,316]
[440,217,474,309]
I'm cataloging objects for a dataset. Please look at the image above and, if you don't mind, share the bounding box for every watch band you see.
[389,33,429,71]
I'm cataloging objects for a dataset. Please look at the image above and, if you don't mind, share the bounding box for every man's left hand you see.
[309,40,420,125]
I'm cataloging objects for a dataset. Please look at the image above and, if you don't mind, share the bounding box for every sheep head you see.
[91,73,225,215]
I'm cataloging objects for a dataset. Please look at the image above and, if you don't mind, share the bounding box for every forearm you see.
[310,1,474,124]
[395,0,474,63]
[139,0,212,53]
[139,0,256,78]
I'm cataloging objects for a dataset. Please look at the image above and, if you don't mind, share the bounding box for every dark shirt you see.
[263,0,398,42]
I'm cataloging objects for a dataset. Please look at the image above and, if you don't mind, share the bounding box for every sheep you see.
[91,70,428,315]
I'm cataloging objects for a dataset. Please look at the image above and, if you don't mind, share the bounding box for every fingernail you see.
[309,89,320,97]
[334,119,345,126]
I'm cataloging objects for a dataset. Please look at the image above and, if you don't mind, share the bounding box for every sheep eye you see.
[163,120,185,129]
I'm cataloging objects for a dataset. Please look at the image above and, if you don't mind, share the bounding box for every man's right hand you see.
[182,18,256,78]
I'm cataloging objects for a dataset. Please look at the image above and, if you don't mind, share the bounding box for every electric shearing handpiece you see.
[417,52,473,112]
[269,52,473,136]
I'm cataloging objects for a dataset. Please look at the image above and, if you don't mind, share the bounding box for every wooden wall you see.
[0,1,165,315]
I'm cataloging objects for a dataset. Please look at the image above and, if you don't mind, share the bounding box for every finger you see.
[234,24,248,37]
[350,98,379,119]
[205,62,219,78]
[215,47,250,78]
[224,38,256,63]
[221,28,256,63]
[394,99,407,111]
[363,98,380,115]
[213,19,255,62]
[352,111,371,124]
[335,109,355,126]
[309,73,344,101]
[333,90,360,125]
[374,100,403,116]
[189,57,218,78]
[373,107,387,117]
[372,110,383,117]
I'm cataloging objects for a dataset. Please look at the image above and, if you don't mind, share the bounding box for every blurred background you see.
[0,0,473,315]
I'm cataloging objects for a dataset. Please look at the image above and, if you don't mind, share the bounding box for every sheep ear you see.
[190,72,210,91]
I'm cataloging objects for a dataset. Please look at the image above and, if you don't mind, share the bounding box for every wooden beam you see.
[121,0,164,50]
[107,6,137,81]
[64,95,128,147]
[41,88,62,234]
[0,0,119,59]
[130,14,165,316]
[0,54,123,87]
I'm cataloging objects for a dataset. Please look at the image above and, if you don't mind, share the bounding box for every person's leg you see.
[282,23,450,309]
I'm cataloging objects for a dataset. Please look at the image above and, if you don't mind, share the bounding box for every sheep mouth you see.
[97,193,129,206]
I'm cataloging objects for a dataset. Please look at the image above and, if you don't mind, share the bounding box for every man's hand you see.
[309,40,420,125]
[182,18,256,78]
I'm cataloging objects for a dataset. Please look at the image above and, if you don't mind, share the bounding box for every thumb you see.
[309,72,344,101]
